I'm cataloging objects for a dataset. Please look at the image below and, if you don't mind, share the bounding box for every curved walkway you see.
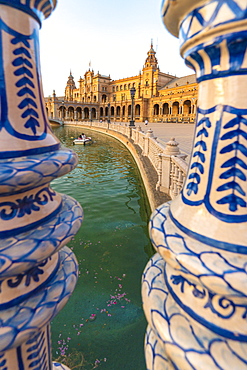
[133,122,195,158]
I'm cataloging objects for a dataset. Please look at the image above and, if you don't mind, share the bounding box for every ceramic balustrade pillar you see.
[142,0,247,369]
[0,1,83,369]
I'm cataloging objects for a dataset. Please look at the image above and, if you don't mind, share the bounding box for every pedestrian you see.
[145,119,148,125]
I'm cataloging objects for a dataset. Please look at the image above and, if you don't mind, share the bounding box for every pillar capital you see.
[0,0,57,24]
[164,137,180,155]
[162,0,213,37]
[145,129,155,138]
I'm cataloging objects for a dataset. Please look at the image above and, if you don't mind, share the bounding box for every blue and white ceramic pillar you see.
[142,0,247,369]
[0,1,83,369]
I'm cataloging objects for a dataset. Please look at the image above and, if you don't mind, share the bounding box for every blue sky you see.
[39,0,192,97]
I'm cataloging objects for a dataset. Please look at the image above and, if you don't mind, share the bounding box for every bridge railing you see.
[62,120,188,201]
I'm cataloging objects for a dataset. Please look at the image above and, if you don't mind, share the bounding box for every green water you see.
[50,126,154,370]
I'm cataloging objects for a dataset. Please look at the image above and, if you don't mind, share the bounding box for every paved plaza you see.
[135,122,195,158]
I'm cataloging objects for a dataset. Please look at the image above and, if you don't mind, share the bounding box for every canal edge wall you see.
[61,122,171,211]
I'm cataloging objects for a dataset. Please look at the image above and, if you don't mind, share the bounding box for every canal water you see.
[50,126,154,369]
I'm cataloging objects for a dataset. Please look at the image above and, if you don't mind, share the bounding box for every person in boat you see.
[80,133,87,140]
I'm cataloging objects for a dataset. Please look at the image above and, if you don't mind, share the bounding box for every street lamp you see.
[129,86,136,126]
[108,102,110,123]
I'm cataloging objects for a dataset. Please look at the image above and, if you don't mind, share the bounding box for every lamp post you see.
[108,102,110,123]
[129,86,136,126]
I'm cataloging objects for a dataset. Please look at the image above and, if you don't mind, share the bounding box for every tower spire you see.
[144,41,158,69]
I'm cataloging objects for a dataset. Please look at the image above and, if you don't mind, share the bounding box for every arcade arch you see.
[172,101,179,115]
[153,104,159,116]
[183,100,192,114]
[135,104,140,116]
[84,107,89,119]
[68,106,74,119]
[162,103,169,115]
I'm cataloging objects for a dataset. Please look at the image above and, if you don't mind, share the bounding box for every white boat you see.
[73,137,92,145]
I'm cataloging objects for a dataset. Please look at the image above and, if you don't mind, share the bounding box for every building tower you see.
[142,41,159,99]
[65,71,76,101]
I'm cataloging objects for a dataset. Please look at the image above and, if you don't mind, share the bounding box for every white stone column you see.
[143,129,155,156]
[0,2,83,370]
[156,138,186,194]
[142,1,247,369]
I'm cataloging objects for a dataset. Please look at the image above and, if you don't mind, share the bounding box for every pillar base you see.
[53,363,71,370]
